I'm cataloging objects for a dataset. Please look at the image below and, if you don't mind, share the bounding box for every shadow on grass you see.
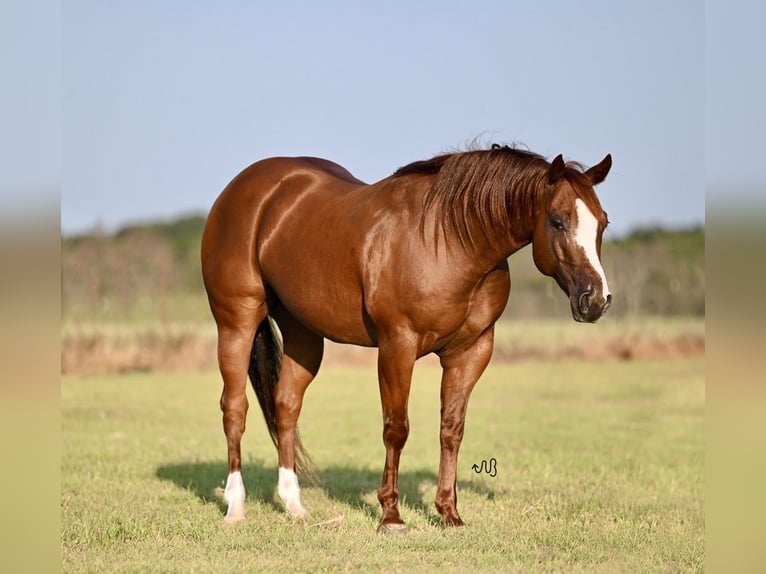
[156,460,498,525]
[156,460,283,515]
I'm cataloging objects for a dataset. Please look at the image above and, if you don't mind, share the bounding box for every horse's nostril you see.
[578,291,591,314]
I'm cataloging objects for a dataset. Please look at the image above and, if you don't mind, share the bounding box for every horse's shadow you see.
[155,460,499,525]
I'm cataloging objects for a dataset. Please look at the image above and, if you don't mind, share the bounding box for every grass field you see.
[62,357,704,572]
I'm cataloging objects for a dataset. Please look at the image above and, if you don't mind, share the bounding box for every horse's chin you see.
[571,310,600,324]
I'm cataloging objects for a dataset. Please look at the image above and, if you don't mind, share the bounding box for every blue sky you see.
[8,1,764,237]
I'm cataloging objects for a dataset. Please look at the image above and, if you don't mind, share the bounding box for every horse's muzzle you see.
[572,290,612,323]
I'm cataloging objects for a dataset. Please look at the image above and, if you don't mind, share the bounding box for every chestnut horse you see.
[201,144,612,532]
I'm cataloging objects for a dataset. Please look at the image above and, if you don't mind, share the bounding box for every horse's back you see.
[202,156,364,272]
[206,156,363,221]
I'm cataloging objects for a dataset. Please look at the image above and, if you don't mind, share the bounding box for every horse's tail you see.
[248,317,317,484]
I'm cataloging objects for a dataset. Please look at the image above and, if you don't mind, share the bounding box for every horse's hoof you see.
[286,502,308,519]
[443,516,466,528]
[377,522,408,535]
[223,514,246,525]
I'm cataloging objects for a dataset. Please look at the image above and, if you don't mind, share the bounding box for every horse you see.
[201,144,613,532]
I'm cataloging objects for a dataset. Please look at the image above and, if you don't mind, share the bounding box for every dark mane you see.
[393,155,451,177]
[393,145,547,248]
[392,144,604,249]
[393,144,548,177]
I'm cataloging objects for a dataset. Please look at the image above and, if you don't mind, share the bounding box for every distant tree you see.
[62,216,705,322]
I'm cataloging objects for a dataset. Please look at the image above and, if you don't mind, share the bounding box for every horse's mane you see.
[394,144,546,178]
[393,144,598,247]
[392,144,602,250]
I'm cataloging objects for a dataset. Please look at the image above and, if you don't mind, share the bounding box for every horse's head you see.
[532,154,613,323]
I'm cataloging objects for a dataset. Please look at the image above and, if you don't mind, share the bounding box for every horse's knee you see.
[220,389,248,414]
[383,419,409,450]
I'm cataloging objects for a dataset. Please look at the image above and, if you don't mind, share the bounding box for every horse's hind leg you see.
[213,299,266,522]
[272,306,324,518]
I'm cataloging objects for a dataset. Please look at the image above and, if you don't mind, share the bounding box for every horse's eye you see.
[549,217,565,231]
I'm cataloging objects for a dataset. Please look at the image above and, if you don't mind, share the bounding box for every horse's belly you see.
[258,228,374,346]
[255,175,377,345]
[272,280,375,347]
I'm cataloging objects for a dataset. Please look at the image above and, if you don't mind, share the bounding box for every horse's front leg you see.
[376,335,417,534]
[435,326,495,527]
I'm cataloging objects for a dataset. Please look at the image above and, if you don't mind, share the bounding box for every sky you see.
[5,1,764,238]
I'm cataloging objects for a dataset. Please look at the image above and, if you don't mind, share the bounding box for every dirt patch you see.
[61,326,704,375]
[61,329,218,375]
[492,333,705,364]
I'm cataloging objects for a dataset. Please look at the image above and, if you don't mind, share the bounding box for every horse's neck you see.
[444,218,533,278]
[409,169,541,271]
[473,188,538,262]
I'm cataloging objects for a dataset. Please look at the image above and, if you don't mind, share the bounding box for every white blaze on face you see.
[574,198,610,298]
[223,470,246,521]
[278,466,308,518]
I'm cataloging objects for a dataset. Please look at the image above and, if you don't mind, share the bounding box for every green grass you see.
[62,358,704,572]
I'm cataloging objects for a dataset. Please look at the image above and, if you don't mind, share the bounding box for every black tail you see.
[248,317,316,484]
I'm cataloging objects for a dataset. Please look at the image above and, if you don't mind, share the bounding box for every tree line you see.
[62,216,704,323]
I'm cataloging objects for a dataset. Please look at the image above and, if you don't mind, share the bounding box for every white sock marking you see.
[224,471,246,521]
[574,198,610,298]
[278,466,307,518]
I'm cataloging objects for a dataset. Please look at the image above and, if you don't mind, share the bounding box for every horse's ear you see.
[548,154,566,184]
[585,154,612,185]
